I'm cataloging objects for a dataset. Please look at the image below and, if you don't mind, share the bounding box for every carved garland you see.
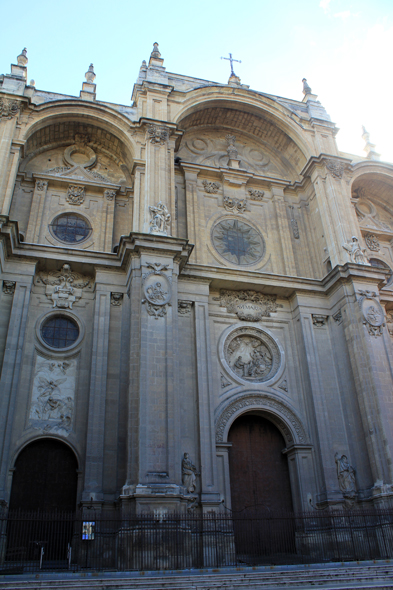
[215,394,308,444]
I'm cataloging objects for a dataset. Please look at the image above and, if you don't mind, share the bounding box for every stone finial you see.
[17,48,28,67]
[85,64,96,83]
[141,60,147,70]
[228,73,241,86]
[361,126,380,161]
[151,42,161,58]
[302,78,312,95]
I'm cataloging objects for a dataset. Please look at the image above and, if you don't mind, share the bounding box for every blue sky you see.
[1,0,392,161]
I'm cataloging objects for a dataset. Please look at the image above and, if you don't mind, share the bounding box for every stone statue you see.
[343,236,370,265]
[335,453,356,499]
[149,201,171,235]
[182,452,198,493]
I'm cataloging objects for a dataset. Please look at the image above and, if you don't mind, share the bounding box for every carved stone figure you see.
[149,201,171,235]
[226,134,238,161]
[223,195,247,214]
[182,452,198,494]
[39,263,91,309]
[146,281,168,304]
[335,453,356,500]
[66,185,85,205]
[343,236,370,265]
[29,356,76,435]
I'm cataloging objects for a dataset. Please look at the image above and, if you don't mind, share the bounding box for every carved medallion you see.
[142,262,171,319]
[365,233,380,251]
[223,326,281,383]
[358,290,384,337]
[66,185,85,205]
[212,219,265,266]
[217,289,278,321]
[29,355,76,436]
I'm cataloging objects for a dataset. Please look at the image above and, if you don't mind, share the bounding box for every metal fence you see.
[1,508,393,573]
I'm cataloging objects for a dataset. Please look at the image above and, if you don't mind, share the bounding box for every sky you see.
[1,0,392,162]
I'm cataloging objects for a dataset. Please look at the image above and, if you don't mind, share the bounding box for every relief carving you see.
[343,236,370,265]
[149,201,171,235]
[223,195,247,214]
[2,280,16,295]
[354,199,393,232]
[220,373,232,388]
[223,326,281,383]
[39,264,92,309]
[217,289,279,321]
[29,355,76,436]
[325,159,345,179]
[104,189,117,201]
[335,453,357,501]
[365,233,380,251]
[333,310,342,324]
[248,189,264,201]
[312,314,328,327]
[278,379,288,392]
[147,124,169,145]
[142,262,171,319]
[202,180,220,194]
[215,394,307,444]
[386,311,393,337]
[178,300,193,315]
[358,290,385,337]
[291,218,300,239]
[111,292,123,306]
[66,185,85,205]
[35,180,48,192]
[0,98,20,119]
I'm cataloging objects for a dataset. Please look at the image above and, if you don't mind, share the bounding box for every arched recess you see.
[9,437,78,511]
[215,393,314,512]
[350,165,393,287]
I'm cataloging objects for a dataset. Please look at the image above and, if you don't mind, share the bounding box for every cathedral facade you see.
[1,44,393,516]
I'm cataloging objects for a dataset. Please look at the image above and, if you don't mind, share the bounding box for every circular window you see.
[41,316,79,349]
[212,219,265,266]
[50,214,91,244]
[370,258,393,286]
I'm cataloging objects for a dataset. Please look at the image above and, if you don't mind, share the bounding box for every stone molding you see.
[215,392,308,445]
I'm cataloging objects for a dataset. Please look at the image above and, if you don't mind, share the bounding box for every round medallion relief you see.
[212,219,265,266]
[223,326,281,383]
[143,273,171,306]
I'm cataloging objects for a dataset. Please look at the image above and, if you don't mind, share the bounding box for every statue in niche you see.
[335,453,356,500]
[343,236,370,265]
[182,452,199,494]
[149,201,171,235]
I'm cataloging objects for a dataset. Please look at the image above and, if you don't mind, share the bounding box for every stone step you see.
[1,563,393,590]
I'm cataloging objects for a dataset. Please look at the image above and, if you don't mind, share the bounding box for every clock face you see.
[212,219,265,266]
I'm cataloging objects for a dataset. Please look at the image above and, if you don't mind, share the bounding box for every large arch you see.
[215,392,309,446]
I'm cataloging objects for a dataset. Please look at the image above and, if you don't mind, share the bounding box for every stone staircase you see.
[1,562,393,590]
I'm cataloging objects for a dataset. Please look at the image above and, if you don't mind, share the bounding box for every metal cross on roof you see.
[221,53,241,76]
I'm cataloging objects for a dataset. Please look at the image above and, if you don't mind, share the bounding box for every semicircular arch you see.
[215,392,309,446]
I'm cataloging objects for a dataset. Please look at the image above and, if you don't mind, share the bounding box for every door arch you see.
[9,438,78,511]
[228,413,293,513]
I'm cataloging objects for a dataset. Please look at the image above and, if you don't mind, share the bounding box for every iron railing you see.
[1,508,393,573]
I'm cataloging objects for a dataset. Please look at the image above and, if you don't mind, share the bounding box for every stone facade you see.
[1,45,393,515]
